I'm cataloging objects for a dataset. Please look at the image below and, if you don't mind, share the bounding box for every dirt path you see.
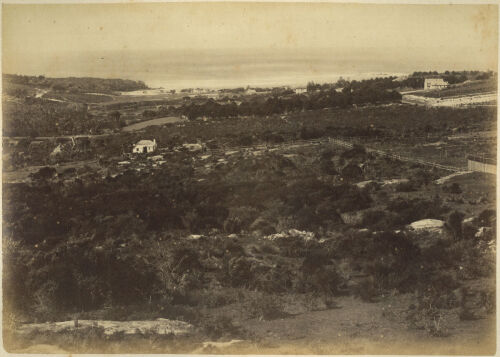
[234,295,495,355]
[435,171,473,184]
[7,294,495,354]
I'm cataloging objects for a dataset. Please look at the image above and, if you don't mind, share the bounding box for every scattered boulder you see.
[16,318,194,337]
[475,227,492,239]
[265,229,315,242]
[194,339,246,353]
[340,211,364,225]
[462,217,474,224]
[182,143,203,152]
[355,180,375,188]
[382,178,409,186]
[408,219,445,233]
[148,155,164,161]
[50,144,63,157]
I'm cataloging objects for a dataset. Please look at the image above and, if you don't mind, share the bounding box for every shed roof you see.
[135,140,155,146]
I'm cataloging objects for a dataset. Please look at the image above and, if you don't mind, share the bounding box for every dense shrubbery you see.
[385,196,448,226]
[178,87,401,120]
[2,98,125,137]
[2,150,372,318]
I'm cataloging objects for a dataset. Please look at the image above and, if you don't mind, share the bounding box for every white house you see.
[133,139,157,154]
[424,78,448,90]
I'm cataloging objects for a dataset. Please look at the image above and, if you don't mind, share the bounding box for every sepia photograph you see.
[1,1,498,354]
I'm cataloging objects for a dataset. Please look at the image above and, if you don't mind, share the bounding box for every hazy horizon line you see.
[5,69,494,91]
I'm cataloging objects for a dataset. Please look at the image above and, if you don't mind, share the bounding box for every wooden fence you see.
[206,136,465,173]
[467,159,496,174]
[328,137,463,172]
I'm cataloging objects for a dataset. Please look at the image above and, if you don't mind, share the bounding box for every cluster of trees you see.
[413,70,494,77]
[309,76,430,91]
[411,71,440,76]
[442,74,467,85]
[3,86,31,98]
[3,98,122,137]
[304,72,486,94]
[216,87,288,94]
[177,87,401,120]
[410,70,495,85]
[3,74,148,94]
[307,76,400,92]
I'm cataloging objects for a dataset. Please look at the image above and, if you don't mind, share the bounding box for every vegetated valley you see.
[2,73,496,354]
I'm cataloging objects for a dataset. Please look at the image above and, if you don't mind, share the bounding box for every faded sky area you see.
[2,2,498,86]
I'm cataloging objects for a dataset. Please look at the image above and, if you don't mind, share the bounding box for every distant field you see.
[2,82,39,97]
[416,79,497,98]
[122,116,186,131]
[43,91,114,103]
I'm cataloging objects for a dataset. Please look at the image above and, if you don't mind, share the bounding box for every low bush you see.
[341,164,363,181]
[458,307,478,321]
[200,314,242,340]
[225,256,253,288]
[405,293,449,337]
[386,197,448,226]
[244,292,289,321]
[155,246,204,300]
[255,241,280,255]
[361,210,399,230]
[446,211,465,240]
[476,209,496,227]
[478,290,495,314]
[249,217,276,235]
[250,264,295,294]
[442,182,462,194]
[299,252,343,295]
[340,144,366,159]
[352,278,378,303]
[357,232,424,292]
[395,181,416,192]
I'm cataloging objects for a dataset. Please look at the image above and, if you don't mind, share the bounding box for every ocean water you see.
[9,48,407,90]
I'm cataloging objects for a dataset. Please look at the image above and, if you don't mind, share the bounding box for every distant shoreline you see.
[134,72,408,93]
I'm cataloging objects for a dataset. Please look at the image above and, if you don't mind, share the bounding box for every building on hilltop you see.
[424,78,448,90]
[133,139,157,154]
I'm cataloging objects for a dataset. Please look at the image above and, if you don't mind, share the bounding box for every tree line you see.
[177,86,401,120]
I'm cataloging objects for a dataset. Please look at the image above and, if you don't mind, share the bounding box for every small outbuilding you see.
[133,139,157,154]
[424,78,448,90]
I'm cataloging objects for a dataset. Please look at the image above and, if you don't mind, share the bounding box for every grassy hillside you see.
[3,74,148,94]
[417,79,497,98]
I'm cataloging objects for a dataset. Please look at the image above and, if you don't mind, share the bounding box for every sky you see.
[2,2,498,87]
